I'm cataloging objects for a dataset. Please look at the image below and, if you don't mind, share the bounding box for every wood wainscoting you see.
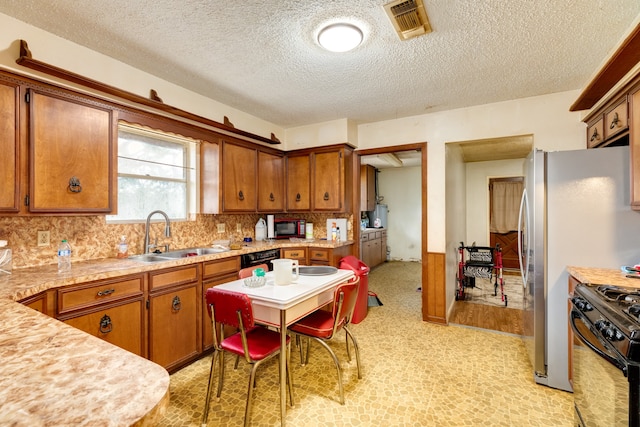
[423,252,447,324]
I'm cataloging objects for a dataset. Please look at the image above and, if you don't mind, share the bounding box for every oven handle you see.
[570,309,627,374]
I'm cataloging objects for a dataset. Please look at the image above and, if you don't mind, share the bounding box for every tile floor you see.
[158,261,574,426]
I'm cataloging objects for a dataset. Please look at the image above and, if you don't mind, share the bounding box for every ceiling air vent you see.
[383,0,432,41]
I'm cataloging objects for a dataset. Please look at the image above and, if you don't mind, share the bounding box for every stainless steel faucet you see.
[144,210,172,254]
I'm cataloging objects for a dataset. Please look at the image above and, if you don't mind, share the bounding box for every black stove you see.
[571,283,640,427]
[573,283,640,363]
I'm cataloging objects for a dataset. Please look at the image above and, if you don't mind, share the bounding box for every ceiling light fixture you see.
[317,23,363,52]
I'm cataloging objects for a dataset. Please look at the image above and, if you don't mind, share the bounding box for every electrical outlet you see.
[236,223,242,233]
[37,230,50,247]
[217,223,226,233]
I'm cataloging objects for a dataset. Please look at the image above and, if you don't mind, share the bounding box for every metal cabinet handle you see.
[609,112,620,129]
[238,190,244,201]
[323,192,330,201]
[99,314,113,334]
[295,193,301,202]
[97,288,115,297]
[68,176,82,193]
[269,192,275,201]
[172,295,182,312]
[590,127,600,142]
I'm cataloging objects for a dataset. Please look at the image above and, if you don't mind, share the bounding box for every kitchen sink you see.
[128,246,229,263]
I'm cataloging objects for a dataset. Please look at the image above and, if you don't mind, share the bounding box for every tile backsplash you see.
[0,213,352,269]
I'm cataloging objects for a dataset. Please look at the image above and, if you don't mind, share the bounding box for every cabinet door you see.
[149,283,200,371]
[62,299,145,357]
[0,80,20,212]
[258,151,284,212]
[313,150,344,211]
[360,165,376,212]
[286,154,311,211]
[29,90,114,213]
[222,142,257,212]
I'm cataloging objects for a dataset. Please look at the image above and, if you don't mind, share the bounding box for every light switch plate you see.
[236,223,242,232]
[217,223,225,233]
[37,230,50,247]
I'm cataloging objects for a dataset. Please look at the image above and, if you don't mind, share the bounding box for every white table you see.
[215,268,354,426]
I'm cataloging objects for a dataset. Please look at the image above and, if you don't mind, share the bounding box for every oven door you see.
[570,309,634,426]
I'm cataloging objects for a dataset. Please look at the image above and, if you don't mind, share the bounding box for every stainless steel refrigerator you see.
[519,145,640,392]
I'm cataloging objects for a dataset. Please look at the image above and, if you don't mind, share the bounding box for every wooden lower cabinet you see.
[148,283,200,371]
[361,230,386,268]
[55,274,146,357]
[148,264,201,372]
[61,299,145,357]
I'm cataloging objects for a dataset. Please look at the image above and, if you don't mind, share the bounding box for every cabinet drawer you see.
[375,231,382,239]
[150,264,200,291]
[309,248,329,262]
[587,118,604,148]
[604,99,628,140]
[203,256,239,279]
[360,233,369,242]
[282,248,306,259]
[58,274,144,314]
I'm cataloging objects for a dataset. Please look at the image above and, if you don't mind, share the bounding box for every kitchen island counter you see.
[0,298,169,426]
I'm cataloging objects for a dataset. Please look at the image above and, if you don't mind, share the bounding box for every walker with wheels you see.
[455,242,507,306]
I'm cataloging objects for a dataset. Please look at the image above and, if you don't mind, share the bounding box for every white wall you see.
[358,91,585,253]
[445,144,467,312]
[465,159,525,246]
[377,166,422,261]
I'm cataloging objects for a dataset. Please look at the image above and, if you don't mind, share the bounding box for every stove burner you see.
[596,285,640,304]
[629,304,640,320]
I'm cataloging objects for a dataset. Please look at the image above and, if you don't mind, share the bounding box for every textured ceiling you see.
[0,1,639,129]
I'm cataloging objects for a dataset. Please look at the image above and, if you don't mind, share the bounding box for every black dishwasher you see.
[240,248,280,271]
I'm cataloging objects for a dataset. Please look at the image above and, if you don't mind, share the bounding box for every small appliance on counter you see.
[273,217,305,239]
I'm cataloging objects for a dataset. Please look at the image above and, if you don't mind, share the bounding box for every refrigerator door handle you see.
[517,189,529,288]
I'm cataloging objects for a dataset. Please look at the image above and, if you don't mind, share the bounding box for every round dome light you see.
[318,23,363,52]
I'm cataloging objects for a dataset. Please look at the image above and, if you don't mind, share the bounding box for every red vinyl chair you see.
[288,276,362,405]
[238,263,269,279]
[202,288,293,427]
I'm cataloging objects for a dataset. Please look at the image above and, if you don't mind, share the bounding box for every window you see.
[107,124,198,223]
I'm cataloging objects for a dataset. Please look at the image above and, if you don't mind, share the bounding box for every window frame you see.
[106,123,199,224]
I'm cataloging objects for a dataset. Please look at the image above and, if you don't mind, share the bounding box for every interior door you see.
[489,177,523,270]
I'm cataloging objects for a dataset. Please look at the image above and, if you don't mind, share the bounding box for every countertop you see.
[0,239,352,426]
[567,266,640,288]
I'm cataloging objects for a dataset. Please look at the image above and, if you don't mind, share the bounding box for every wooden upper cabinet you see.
[0,80,20,212]
[360,164,376,212]
[257,151,284,212]
[221,141,257,212]
[313,150,344,211]
[29,90,114,213]
[286,154,311,211]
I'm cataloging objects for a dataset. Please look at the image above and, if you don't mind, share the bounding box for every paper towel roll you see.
[305,223,313,239]
[267,215,275,238]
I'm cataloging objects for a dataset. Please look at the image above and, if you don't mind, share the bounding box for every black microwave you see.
[274,218,305,239]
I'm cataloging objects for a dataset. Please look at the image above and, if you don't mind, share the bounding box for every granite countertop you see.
[0,239,353,425]
[567,266,640,288]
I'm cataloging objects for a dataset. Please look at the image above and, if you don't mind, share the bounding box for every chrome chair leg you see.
[216,351,225,399]
[344,326,362,379]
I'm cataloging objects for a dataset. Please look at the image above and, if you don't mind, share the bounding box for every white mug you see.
[271,258,299,285]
